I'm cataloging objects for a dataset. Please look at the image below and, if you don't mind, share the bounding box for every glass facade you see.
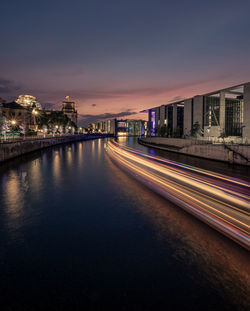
[204,96,220,126]
[167,106,173,136]
[177,106,184,136]
[151,109,156,135]
[225,98,243,136]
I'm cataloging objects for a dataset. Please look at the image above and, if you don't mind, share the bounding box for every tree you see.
[36,111,77,133]
[0,116,10,141]
[159,125,168,137]
[19,123,27,139]
[173,127,181,138]
[190,122,203,138]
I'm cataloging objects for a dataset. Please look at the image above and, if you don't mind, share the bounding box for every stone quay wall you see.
[0,135,104,163]
[140,137,250,166]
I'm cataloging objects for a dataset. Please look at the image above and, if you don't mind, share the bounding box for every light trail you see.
[106,140,250,250]
[118,141,250,189]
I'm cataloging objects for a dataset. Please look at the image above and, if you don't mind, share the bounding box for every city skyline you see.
[1,0,250,126]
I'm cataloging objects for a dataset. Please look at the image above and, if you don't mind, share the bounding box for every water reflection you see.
[66,145,73,168]
[107,153,250,310]
[2,170,25,234]
[52,150,61,187]
[29,159,42,194]
[0,138,249,311]
[117,137,250,182]
[97,138,102,159]
[77,142,83,168]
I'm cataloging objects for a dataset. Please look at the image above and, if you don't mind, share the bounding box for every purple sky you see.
[1,0,250,125]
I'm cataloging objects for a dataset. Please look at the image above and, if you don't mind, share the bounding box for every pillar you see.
[160,105,165,127]
[173,104,177,133]
[219,91,226,135]
[193,95,203,129]
[243,82,250,140]
[184,99,192,136]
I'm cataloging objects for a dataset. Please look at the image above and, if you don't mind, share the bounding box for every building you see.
[91,119,147,136]
[15,94,42,110]
[143,82,250,141]
[0,94,79,133]
[62,99,77,126]
[116,119,148,136]
[1,101,36,129]
[92,119,116,134]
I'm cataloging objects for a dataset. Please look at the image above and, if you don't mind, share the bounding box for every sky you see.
[1,0,250,126]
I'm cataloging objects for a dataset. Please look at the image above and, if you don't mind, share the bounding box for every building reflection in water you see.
[77,142,83,169]
[52,150,61,187]
[3,170,25,230]
[29,158,42,194]
[97,138,102,159]
[106,154,250,310]
[66,145,73,168]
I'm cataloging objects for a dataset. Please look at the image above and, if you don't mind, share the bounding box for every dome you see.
[15,94,42,110]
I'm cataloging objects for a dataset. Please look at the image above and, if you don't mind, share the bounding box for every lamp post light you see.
[11,120,16,140]
[42,125,47,138]
[59,125,63,136]
[32,108,39,134]
[52,125,58,137]
[206,127,211,142]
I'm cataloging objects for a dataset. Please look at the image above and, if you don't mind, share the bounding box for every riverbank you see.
[0,135,107,163]
[139,137,250,166]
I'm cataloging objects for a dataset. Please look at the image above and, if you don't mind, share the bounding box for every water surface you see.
[0,138,249,310]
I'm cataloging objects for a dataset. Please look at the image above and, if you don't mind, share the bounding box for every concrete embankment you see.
[0,135,104,163]
[139,137,250,166]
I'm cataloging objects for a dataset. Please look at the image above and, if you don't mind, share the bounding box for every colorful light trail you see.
[106,140,250,250]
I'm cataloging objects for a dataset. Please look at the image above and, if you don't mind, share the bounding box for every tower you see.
[62,96,77,126]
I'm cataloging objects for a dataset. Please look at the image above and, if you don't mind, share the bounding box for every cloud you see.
[0,78,20,94]
[44,73,235,103]
[78,109,137,126]
[168,96,184,103]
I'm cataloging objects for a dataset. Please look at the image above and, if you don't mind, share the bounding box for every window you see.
[225,98,243,136]
[204,96,220,126]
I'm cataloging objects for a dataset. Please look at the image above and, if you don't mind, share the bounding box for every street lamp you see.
[11,120,16,140]
[32,109,38,115]
[206,127,211,142]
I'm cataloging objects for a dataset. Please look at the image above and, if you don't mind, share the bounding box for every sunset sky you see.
[1,0,250,125]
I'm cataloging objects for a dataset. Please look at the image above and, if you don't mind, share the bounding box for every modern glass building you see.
[143,82,250,141]
[91,119,147,136]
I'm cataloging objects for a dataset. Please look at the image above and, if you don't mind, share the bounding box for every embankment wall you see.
[0,135,103,163]
[140,137,250,166]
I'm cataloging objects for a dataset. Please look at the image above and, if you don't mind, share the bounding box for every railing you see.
[0,133,113,144]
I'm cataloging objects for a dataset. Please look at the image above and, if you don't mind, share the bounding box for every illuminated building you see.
[15,94,42,110]
[62,97,77,125]
[143,82,250,140]
[91,119,147,136]
[1,101,35,128]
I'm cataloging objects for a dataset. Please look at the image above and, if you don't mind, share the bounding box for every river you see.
[0,138,249,310]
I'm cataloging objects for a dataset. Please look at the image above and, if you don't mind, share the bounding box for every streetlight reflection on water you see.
[0,138,249,310]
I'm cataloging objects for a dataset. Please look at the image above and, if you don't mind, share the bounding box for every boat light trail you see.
[106,140,250,250]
